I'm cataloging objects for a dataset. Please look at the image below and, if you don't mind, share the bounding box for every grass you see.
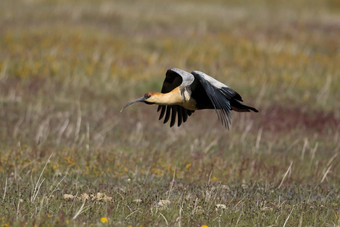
[0,0,340,226]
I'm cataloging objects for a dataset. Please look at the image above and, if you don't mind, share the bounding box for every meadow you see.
[0,0,340,226]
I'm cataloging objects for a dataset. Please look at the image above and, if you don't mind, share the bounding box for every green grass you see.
[0,0,340,226]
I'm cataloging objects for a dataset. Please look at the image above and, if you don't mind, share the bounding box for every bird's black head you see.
[120,92,157,112]
[143,92,153,105]
[144,92,151,99]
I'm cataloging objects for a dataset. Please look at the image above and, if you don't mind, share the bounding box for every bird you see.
[121,68,258,128]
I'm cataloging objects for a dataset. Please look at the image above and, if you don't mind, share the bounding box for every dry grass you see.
[0,0,340,226]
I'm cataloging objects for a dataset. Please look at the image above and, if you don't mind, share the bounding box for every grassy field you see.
[1,0,340,226]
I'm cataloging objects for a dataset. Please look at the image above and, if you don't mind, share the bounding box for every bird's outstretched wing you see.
[160,68,195,93]
[192,71,242,129]
[157,68,195,127]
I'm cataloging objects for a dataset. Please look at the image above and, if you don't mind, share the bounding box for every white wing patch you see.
[181,89,189,101]
[170,68,195,87]
[192,71,228,89]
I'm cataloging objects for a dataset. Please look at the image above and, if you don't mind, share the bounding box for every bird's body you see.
[121,68,258,128]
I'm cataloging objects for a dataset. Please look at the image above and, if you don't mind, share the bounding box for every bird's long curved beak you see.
[120,96,145,112]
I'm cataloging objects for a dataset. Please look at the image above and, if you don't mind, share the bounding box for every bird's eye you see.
[144,93,151,99]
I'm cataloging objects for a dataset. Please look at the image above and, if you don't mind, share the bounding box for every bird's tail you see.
[230,100,258,112]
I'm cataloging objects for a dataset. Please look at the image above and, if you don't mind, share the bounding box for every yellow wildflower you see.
[100,217,108,223]
[185,163,191,169]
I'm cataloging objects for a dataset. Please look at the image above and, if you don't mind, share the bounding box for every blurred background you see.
[0,0,339,225]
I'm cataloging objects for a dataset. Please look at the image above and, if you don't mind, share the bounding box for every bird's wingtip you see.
[252,107,259,112]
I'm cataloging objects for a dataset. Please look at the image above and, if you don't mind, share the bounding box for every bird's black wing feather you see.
[192,71,234,129]
[157,105,194,127]
[163,106,171,124]
[161,69,182,93]
[221,87,243,102]
[161,68,195,92]
[157,68,195,127]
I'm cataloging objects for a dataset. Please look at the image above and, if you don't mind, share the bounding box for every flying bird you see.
[121,68,258,128]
